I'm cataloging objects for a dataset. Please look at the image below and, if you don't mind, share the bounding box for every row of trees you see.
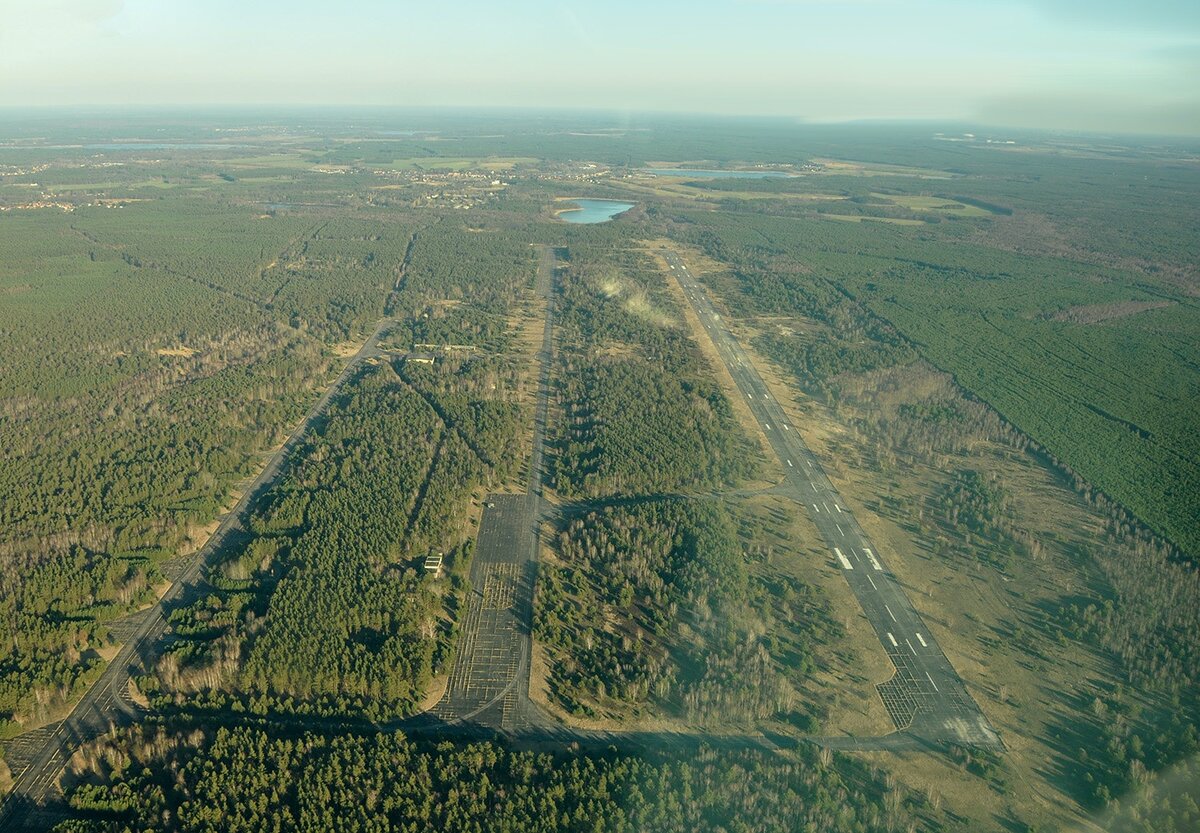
[56,724,929,833]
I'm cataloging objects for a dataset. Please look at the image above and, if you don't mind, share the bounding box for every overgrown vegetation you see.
[536,499,826,725]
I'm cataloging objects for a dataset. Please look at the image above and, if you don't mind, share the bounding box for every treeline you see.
[55,725,931,833]
[142,355,520,721]
[536,499,821,726]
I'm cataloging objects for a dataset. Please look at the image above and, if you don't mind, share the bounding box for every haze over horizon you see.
[2,0,1198,136]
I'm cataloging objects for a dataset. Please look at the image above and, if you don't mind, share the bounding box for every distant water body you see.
[558,199,635,224]
[641,168,792,179]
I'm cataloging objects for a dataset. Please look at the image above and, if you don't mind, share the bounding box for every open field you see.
[869,192,993,216]
[819,213,926,225]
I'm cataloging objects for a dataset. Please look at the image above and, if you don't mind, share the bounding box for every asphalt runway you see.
[663,249,1000,749]
[429,495,544,731]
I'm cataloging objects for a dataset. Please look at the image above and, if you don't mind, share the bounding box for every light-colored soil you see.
[154,346,198,357]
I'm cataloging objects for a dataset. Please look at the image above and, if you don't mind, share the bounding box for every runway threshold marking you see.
[886,632,898,647]
[863,547,883,571]
[834,548,854,570]
[916,632,927,647]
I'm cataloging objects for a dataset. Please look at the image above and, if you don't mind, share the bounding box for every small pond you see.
[557,199,635,224]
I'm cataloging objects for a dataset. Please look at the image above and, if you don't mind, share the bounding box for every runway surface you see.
[424,244,559,733]
[662,249,1000,749]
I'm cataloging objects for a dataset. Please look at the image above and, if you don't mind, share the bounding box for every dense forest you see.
[139,352,522,721]
[549,243,757,497]
[3,119,1198,832]
[54,724,932,833]
[536,499,827,727]
[0,201,386,737]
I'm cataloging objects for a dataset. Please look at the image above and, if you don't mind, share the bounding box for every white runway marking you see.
[835,504,843,513]
[886,632,898,647]
[836,523,844,536]
[906,639,917,656]
[787,459,793,467]
[926,672,939,692]
[866,574,877,589]
[812,503,820,513]
[810,482,818,492]
[916,632,927,647]
[885,604,897,622]
[863,547,883,571]
[834,548,854,570]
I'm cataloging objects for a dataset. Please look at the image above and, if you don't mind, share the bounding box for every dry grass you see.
[820,213,926,226]
[736,313,1121,832]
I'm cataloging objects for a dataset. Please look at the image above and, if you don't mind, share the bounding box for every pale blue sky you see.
[1,0,1197,134]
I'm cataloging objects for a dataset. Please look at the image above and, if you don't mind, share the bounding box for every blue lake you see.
[641,168,792,179]
[558,199,635,224]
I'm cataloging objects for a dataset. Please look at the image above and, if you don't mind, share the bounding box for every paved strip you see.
[426,245,559,733]
[664,249,999,749]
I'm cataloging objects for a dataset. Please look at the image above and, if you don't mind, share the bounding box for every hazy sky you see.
[2,0,1198,134]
